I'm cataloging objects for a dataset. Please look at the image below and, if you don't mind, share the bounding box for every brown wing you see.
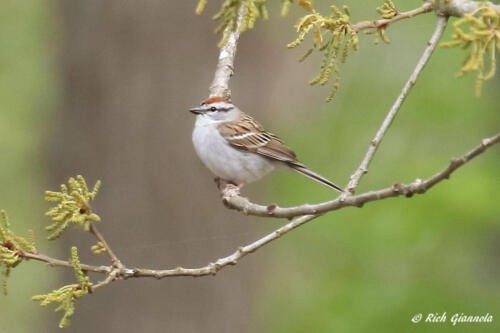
[218,114,301,164]
[218,113,343,192]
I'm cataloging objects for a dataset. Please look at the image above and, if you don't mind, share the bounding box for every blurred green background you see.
[0,0,58,331]
[0,0,498,332]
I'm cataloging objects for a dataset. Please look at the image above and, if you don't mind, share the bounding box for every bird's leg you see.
[214,177,243,193]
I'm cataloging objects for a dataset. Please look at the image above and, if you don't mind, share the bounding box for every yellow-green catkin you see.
[1,210,37,295]
[288,2,358,101]
[44,176,101,240]
[440,5,500,97]
[196,0,208,15]
[376,0,397,19]
[32,247,91,328]
[281,0,293,17]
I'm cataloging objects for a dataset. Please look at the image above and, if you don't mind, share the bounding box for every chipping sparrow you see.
[190,97,343,192]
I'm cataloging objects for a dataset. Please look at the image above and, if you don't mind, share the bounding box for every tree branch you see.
[351,0,500,34]
[123,214,317,279]
[343,15,449,196]
[208,3,247,99]
[20,132,500,281]
[352,1,434,32]
[220,132,500,218]
[434,0,500,17]
[88,224,124,269]
[21,251,111,274]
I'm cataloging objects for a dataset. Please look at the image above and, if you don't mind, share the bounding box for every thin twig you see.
[91,269,120,291]
[124,214,317,278]
[352,1,434,32]
[88,224,124,269]
[343,15,449,196]
[21,251,111,274]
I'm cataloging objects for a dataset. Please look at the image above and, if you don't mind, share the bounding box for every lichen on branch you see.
[44,175,101,240]
[440,4,500,96]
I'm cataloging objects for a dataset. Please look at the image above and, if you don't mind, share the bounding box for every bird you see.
[190,97,343,192]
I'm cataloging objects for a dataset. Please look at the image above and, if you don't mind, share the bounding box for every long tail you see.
[289,164,343,192]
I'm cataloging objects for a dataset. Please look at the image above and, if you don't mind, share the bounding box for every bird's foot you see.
[214,178,244,195]
[224,182,244,195]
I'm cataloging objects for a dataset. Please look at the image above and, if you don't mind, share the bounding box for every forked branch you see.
[220,132,500,218]
[344,15,449,196]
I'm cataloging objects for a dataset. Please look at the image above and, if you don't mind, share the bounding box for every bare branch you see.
[208,3,247,99]
[124,214,317,279]
[91,269,120,291]
[344,15,449,196]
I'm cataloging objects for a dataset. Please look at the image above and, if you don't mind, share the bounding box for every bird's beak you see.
[189,106,204,115]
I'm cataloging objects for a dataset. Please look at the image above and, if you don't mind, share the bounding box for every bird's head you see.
[189,97,240,122]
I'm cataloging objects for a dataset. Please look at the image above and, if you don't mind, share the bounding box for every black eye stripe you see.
[205,106,233,112]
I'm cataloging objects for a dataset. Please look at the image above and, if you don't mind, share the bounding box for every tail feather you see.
[290,164,343,192]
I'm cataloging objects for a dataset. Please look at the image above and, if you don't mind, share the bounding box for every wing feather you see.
[217,113,343,191]
[218,114,299,163]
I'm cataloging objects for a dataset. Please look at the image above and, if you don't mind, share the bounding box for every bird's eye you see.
[210,107,217,111]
